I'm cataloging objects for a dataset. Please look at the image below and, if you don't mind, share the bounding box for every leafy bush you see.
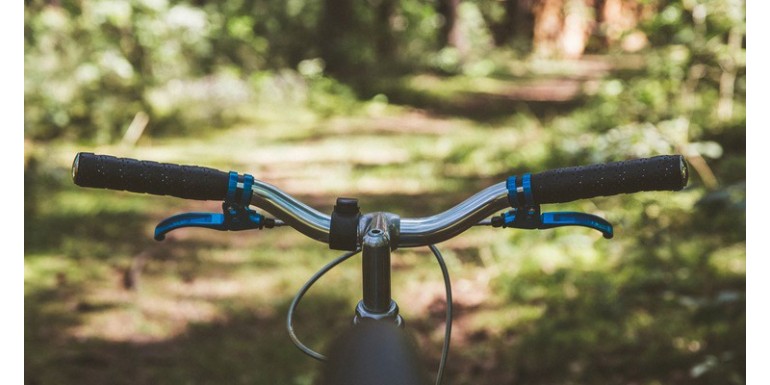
[24,0,363,143]
[25,1,218,142]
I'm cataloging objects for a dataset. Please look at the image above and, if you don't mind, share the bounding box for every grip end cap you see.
[72,152,83,185]
[678,155,689,190]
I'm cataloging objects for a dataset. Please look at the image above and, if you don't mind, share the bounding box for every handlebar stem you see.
[354,212,404,326]
[248,181,511,248]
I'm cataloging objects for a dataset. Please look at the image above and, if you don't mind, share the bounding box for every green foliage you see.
[484,0,745,180]
[428,2,497,76]
[491,186,744,384]
[23,0,363,142]
[25,0,744,383]
[25,0,217,141]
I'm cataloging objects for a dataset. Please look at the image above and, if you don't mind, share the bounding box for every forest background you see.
[24,0,747,384]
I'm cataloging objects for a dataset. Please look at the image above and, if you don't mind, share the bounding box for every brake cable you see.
[286,245,454,385]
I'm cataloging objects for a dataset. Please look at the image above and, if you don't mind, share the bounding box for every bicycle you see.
[71,152,688,384]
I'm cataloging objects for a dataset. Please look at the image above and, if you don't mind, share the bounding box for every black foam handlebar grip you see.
[530,155,689,204]
[72,153,231,201]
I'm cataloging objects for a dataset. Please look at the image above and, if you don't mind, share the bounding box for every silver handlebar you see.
[249,179,510,247]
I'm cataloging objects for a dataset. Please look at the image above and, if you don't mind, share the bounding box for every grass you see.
[25,108,517,384]
[25,61,745,384]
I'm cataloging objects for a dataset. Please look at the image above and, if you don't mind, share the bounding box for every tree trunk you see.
[717,26,743,121]
[488,0,518,46]
[559,0,594,59]
[486,0,535,48]
[600,0,647,52]
[533,0,564,57]
[532,0,596,58]
[375,0,397,63]
[437,0,468,55]
[319,0,356,75]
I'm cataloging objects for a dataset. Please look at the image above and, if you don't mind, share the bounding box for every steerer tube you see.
[354,213,404,327]
[362,228,392,313]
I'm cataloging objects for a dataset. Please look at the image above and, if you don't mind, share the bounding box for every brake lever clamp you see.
[153,171,275,241]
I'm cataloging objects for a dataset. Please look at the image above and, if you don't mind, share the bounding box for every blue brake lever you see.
[155,212,229,241]
[498,173,613,238]
[154,171,273,241]
[154,206,269,241]
[492,209,614,239]
[540,211,613,239]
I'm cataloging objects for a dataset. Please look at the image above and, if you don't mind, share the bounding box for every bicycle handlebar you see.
[72,152,688,247]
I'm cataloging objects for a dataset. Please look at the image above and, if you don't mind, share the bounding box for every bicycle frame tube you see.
[248,180,509,247]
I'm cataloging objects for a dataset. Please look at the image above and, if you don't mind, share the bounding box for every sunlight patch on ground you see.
[398,269,492,317]
[326,110,471,135]
[68,288,225,343]
[164,275,283,302]
[64,272,283,344]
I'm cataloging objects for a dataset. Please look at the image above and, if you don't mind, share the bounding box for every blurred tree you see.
[437,0,469,55]
[319,0,374,77]
[24,0,745,142]
[532,0,596,58]
[478,0,653,58]
[375,0,398,63]
[480,0,536,49]
[599,0,652,52]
